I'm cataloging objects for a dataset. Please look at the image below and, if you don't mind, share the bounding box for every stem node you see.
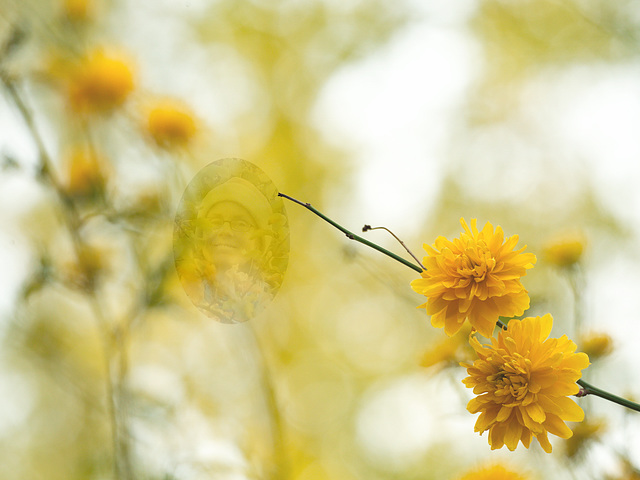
[278,192,423,273]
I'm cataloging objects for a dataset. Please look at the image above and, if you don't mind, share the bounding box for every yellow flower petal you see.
[543,413,573,439]
[525,402,546,424]
[554,396,585,422]
[462,314,589,453]
[412,219,535,337]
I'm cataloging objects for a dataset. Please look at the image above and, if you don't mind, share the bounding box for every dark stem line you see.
[363,225,426,270]
[577,379,640,412]
[278,192,423,273]
[499,320,639,412]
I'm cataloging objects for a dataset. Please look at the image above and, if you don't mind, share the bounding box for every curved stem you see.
[577,379,640,413]
[363,225,426,270]
[2,75,130,478]
[278,193,423,273]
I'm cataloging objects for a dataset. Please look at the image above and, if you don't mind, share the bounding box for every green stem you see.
[577,379,640,413]
[278,193,423,273]
[279,192,640,415]
[501,320,639,413]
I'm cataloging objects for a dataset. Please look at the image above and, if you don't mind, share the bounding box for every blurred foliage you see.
[1,0,640,479]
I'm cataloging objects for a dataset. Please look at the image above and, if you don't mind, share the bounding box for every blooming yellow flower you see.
[462,314,590,453]
[456,463,529,480]
[67,49,134,113]
[543,233,585,268]
[411,218,536,338]
[145,100,197,148]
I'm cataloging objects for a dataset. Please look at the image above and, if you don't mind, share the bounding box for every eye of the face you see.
[208,217,254,232]
[230,219,252,232]
[209,218,225,229]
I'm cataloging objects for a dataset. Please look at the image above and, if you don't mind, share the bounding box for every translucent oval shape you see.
[174,158,289,323]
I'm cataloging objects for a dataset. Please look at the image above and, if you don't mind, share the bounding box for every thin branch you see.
[362,224,425,270]
[577,379,640,413]
[278,193,423,273]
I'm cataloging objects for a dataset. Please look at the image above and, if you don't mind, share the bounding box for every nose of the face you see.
[217,221,235,235]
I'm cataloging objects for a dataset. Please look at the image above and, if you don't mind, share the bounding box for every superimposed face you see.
[205,201,260,270]
[174,158,290,322]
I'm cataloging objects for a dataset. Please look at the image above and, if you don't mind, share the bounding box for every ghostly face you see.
[206,201,260,271]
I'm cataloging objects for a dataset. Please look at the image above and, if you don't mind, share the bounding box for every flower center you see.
[489,355,531,404]
[455,242,496,282]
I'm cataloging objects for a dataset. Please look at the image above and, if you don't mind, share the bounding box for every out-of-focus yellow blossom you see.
[543,233,586,268]
[607,460,640,480]
[62,0,94,21]
[144,99,197,148]
[456,463,529,480]
[462,314,590,453]
[67,49,134,113]
[63,147,106,198]
[62,243,106,290]
[411,218,536,338]
[421,324,474,369]
[173,248,216,306]
[128,187,164,215]
[564,417,606,458]
[579,331,614,361]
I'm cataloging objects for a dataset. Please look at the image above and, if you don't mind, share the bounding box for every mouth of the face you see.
[212,241,241,249]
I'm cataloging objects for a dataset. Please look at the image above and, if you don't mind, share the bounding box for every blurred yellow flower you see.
[579,331,613,361]
[62,0,94,21]
[456,463,529,480]
[613,460,640,480]
[67,49,134,113]
[411,218,536,338]
[462,314,590,453]
[564,417,606,458]
[144,99,197,148]
[420,324,474,369]
[543,233,585,268]
[63,243,106,290]
[63,147,106,198]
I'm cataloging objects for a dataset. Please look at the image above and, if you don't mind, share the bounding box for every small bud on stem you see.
[361,224,425,270]
[277,192,423,273]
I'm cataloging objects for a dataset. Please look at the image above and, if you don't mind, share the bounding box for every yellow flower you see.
[62,0,94,21]
[420,324,474,369]
[63,243,107,290]
[579,331,613,361]
[144,99,197,148]
[462,314,590,453]
[411,218,536,338]
[456,463,529,480]
[67,49,134,113]
[614,460,640,480]
[564,417,605,458]
[63,147,106,198]
[544,233,585,268]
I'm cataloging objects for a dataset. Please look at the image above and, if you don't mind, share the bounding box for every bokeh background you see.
[1,0,640,479]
